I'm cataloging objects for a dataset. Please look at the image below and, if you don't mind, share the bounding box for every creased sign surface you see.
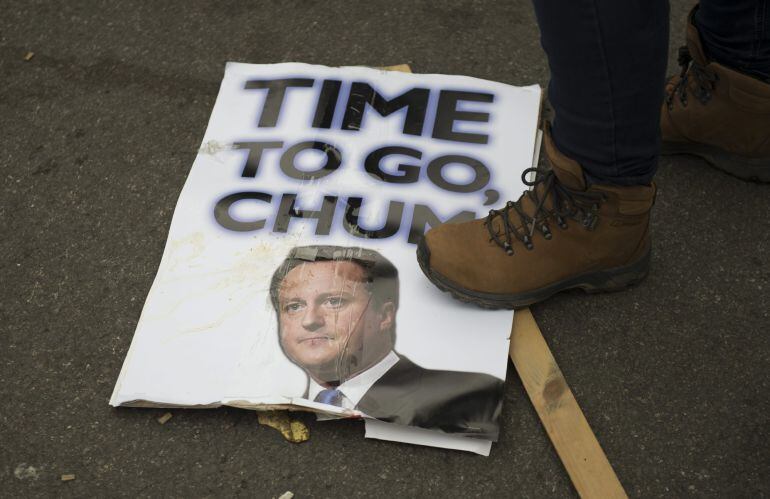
[111,62,541,440]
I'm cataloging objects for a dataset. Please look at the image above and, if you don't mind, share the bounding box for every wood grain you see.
[511,308,627,498]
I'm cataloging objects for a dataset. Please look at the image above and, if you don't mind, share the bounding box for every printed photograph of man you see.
[269,245,505,439]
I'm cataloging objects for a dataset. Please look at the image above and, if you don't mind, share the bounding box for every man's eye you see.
[284,303,304,313]
[324,296,346,308]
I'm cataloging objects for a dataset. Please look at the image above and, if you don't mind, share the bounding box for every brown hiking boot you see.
[661,6,770,182]
[416,125,656,309]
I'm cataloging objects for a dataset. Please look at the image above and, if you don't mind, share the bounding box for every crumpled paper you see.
[257,411,309,443]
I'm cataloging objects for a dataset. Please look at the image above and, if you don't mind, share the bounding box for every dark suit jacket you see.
[355,355,505,440]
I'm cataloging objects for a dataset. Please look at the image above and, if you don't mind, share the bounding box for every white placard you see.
[111,63,541,443]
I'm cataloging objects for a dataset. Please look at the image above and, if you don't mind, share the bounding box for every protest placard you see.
[111,63,541,443]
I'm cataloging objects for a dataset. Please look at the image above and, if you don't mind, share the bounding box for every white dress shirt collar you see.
[307,350,399,410]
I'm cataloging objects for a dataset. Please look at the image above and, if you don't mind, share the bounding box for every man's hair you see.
[269,245,400,314]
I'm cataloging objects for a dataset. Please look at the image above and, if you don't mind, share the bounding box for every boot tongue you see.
[686,7,708,65]
[543,125,587,191]
[551,161,587,191]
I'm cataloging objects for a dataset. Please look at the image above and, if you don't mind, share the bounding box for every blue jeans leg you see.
[696,0,770,81]
[531,0,669,186]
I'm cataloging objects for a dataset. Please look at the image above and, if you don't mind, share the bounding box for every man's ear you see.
[378,301,396,332]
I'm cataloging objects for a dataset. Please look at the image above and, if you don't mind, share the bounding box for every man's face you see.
[277,260,395,382]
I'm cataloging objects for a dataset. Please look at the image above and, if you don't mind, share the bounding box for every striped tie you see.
[314,388,344,407]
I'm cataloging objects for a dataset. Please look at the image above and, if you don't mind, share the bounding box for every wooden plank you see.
[377,64,412,73]
[379,64,412,73]
[510,308,627,498]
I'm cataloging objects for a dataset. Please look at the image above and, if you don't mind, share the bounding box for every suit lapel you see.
[356,355,423,418]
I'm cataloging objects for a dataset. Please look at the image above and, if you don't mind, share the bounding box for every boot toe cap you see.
[420,220,498,291]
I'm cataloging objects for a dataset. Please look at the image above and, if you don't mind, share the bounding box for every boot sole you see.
[416,239,650,310]
[661,141,770,183]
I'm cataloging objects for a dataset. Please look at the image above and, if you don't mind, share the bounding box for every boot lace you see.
[485,167,606,256]
[666,46,719,109]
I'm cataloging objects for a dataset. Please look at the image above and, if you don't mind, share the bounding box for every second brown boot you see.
[417,125,656,310]
[661,5,770,182]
